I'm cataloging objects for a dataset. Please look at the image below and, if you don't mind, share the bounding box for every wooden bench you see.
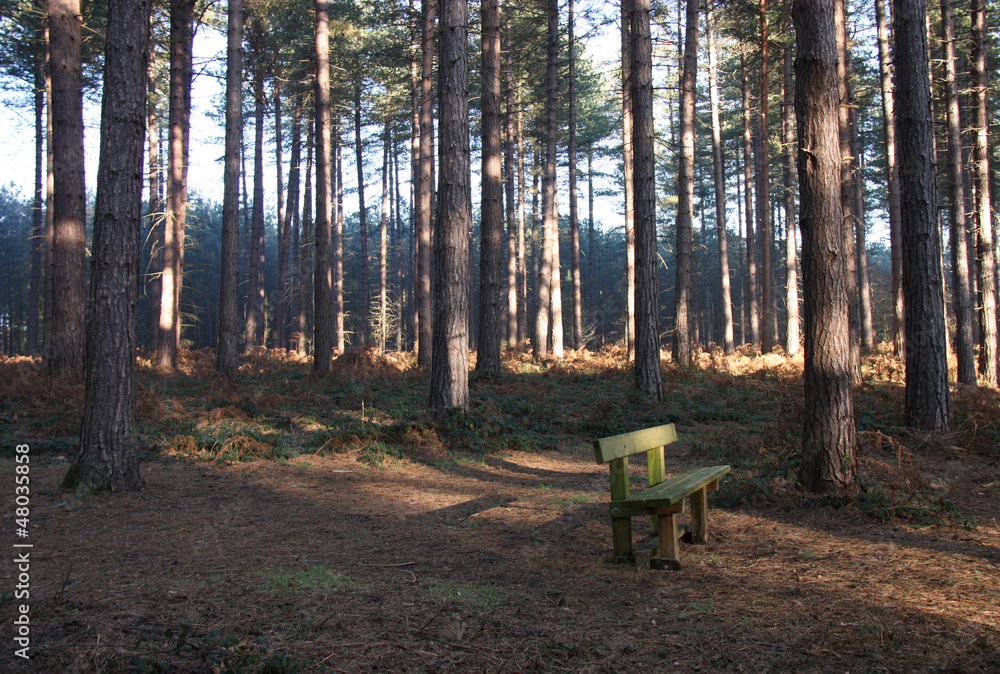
[593,423,730,569]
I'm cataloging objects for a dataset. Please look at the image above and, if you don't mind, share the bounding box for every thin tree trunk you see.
[273,78,289,350]
[335,117,345,354]
[587,147,595,336]
[794,0,856,492]
[517,95,527,344]
[758,0,774,354]
[430,0,470,414]
[147,43,163,355]
[379,119,390,353]
[157,0,194,370]
[939,0,975,385]
[298,117,313,358]
[568,0,582,350]
[622,0,636,361]
[546,0,563,359]
[742,57,759,349]
[416,0,435,367]
[478,0,503,373]
[672,0,696,367]
[28,22,45,356]
[782,47,800,355]
[706,0,733,355]
[970,0,998,384]
[313,0,334,372]
[287,98,302,351]
[63,0,150,494]
[504,24,517,347]
[895,0,951,429]
[875,0,905,358]
[632,0,662,398]
[48,0,87,381]
[835,0,860,382]
[217,0,243,378]
[245,67,265,352]
[355,85,369,348]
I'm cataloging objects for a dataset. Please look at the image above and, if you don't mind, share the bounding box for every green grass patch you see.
[261,564,355,593]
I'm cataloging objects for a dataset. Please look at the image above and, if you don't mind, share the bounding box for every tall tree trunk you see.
[672,0,696,368]
[517,95,527,344]
[622,0,636,361]
[632,0,662,398]
[355,85,369,347]
[28,22,44,356]
[157,0,194,370]
[48,0,87,381]
[940,0,975,385]
[63,0,150,494]
[272,78,289,350]
[217,0,243,378]
[416,0,436,367]
[245,66,265,352]
[895,0,952,429]
[587,147,595,335]
[478,0,503,373]
[335,118,345,354]
[568,0,583,350]
[504,24,518,347]
[741,57,760,349]
[298,118,313,358]
[313,0,334,372]
[970,0,998,384]
[758,0,774,354]
[706,0,734,355]
[875,0,905,358]
[737,170,747,345]
[782,47,800,355]
[44,28,54,364]
[430,0,470,414]
[794,0,856,492]
[835,0,860,382]
[379,119,390,353]
[545,0,563,359]
[147,44,163,355]
[287,98,303,351]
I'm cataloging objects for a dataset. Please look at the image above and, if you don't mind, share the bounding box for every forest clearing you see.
[1,347,998,673]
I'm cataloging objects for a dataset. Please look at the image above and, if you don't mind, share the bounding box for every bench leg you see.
[611,517,633,560]
[690,486,708,544]
[656,512,680,566]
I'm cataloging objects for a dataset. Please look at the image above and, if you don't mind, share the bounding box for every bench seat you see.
[610,465,731,518]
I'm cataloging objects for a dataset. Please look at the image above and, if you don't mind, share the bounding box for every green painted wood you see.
[593,424,678,463]
[609,465,730,518]
[611,517,633,558]
[608,457,630,501]
[690,486,708,544]
[647,446,665,535]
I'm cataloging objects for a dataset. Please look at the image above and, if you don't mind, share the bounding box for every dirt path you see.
[3,445,998,673]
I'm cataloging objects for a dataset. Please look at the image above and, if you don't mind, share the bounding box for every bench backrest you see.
[593,423,678,502]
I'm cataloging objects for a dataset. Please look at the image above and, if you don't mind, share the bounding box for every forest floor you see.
[0,345,998,673]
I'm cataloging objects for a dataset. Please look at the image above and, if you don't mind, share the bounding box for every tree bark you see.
[970,0,998,385]
[794,0,856,492]
[272,77,289,350]
[516,94,527,344]
[504,21,517,347]
[430,0,470,414]
[545,0,563,358]
[298,117,313,358]
[335,118,345,354]
[939,0,976,385]
[147,42,162,355]
[379,119,390,352]
[217,0,243,378]
[568,0,582,351]
[782,47,800,355]
[672,0,696,368]
[313,0,333,372]
[707,0,734,355]
[156,0,194,370]
[47,0,87,381]
[758,0,774,354]
[63,0,150,494]
[355,85,369,348]
[741,57,759,349]
[28,20,44,356]
[632,0,662,398]
[416,0,435,367]
[895,0,952,429]
[875,0,905,358]
[478,0,503,373]
[245,62,265,352]
[622,0,636,362]
[835,0,860,382]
